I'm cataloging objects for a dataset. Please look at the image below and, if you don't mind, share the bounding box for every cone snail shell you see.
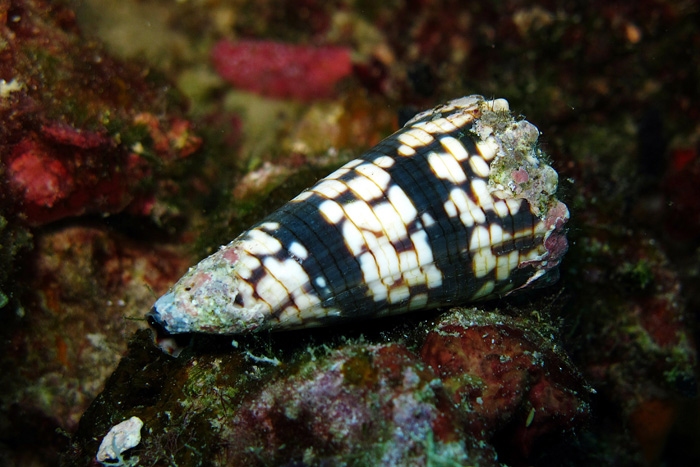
[148,95,569,335]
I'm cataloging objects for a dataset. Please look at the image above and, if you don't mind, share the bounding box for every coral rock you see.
[420,309,590,462]
[7,141,74,209]
[0,0,201,226]
[223,343,497,466]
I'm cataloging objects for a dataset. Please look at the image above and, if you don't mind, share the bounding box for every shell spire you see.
[148,96,569,335]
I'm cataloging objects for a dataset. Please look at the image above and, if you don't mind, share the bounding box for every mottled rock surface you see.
[1,0,698,466]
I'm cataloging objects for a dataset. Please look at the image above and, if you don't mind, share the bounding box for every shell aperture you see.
[148,95,569,335]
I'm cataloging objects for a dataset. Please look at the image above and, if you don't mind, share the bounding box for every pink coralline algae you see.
[421,309,591,462]
[6,133,125,225]
[66,310,592,466]
[4,117,200,226]
[0,0,202,227]
[211,39,352,100]
[8,142,74,209]
[221,343,498,466]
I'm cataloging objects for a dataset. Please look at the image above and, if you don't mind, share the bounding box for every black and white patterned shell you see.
[148,95,570,335]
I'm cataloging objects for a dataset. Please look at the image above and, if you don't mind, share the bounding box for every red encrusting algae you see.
[211,39,352,101]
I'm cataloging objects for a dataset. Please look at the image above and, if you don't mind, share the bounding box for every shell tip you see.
[147,295,189,356]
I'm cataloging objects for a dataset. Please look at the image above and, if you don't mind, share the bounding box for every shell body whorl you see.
[149,96,569,335]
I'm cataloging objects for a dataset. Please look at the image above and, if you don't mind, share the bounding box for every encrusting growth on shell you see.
[148,95,569,335]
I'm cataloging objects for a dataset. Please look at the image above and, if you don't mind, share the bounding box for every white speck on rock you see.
[96,416,144,463]
[0,78,23,98]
